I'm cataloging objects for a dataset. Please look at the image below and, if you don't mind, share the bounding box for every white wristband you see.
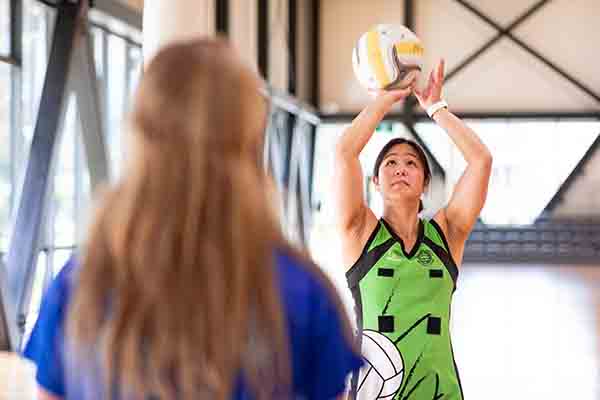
[426,100,448,118]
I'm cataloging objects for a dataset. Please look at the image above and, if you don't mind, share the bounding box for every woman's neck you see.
[382,202,420,242]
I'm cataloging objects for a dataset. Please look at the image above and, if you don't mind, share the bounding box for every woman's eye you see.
[386,160,396,166]
[407,160,416,166]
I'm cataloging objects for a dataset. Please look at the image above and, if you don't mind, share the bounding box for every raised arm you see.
[414,60,492,260]
[334,88,411,264]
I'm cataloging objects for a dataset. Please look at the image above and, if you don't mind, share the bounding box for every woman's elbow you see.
[477,150,493,170]
[335,138,356,160]
[334,140,348,159]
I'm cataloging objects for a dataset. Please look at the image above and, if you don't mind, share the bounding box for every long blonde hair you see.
[67,39,290,399]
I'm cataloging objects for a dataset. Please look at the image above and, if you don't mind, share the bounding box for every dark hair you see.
[372,138,431,213]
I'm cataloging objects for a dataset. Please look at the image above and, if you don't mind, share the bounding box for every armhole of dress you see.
[345,221,382,279]
[426,219,459,291]
[429,218,458,268]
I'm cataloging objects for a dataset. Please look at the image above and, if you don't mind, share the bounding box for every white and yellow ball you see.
[352,24,424,91]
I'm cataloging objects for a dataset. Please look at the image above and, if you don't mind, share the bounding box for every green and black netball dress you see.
[346,218,464,400]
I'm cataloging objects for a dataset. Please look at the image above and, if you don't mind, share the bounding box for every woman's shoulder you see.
[22,256,79,396]
[54,256,78,287]
[274,246,362,398]
[40,256,79,309]
[274,245,352,330]
[274,246,337,302]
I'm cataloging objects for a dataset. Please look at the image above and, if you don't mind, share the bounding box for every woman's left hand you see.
[413,59,445,110]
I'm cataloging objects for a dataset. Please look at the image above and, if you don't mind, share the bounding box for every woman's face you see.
[374,143,427,202]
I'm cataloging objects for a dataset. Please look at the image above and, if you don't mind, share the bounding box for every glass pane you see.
[22,251,47,344]
[106,34,127,177]
[416,120,600,225]
[91,27,105,80]
[12,0,56,227]
[308,123,356,319]
[309,123,345,272]
[53,95,77,247]
[0,63,10,251]
[0,0,9,56]
[75,132,92,244]
[49,92,91,251]
[22,1,54,142]
[90,22,142,180]
[5,0,55,250]
[128,46,143,98]
[23,247,75,346]
[52,248,73,277]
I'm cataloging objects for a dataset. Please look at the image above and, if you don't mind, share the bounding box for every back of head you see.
[67,38,288,399]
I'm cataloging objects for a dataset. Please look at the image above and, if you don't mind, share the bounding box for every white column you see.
[229,0,259,72]
[268,0,289,91]
[142,0,216,66]
[296,0,313,103]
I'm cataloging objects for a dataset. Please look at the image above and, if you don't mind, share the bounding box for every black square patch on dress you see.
[378,315,395,332]
[378,268,394,277]
[429,269,443,278]
[427,316,441,335]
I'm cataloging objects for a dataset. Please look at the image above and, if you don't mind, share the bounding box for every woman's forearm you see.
[432,108,492,165]
[337,99,393,157]
[336,88,411,157]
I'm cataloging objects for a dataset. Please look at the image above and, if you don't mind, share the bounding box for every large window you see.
[0,63,11,250]
[0,1,54,253]
[416,120,600,225]
[0,0,57,254]
[309,120,600,313]
[0,0,9,56]
[90,24,142,178]
[0,1,143,340]
[310,120,600,233]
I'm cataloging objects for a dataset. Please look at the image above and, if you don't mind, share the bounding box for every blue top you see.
[24,251,362,399]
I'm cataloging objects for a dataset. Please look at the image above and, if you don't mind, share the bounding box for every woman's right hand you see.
[368,86,413,108]
[339,86,413,155]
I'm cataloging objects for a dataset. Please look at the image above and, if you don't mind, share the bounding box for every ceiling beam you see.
[446,0,550,84]
[93,0,142,30]
[454,0,600,104]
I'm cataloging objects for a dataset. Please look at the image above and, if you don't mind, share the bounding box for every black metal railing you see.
[464,217,600,264]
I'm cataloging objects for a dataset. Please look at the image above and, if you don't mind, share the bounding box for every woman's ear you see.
[372,175,379,188]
